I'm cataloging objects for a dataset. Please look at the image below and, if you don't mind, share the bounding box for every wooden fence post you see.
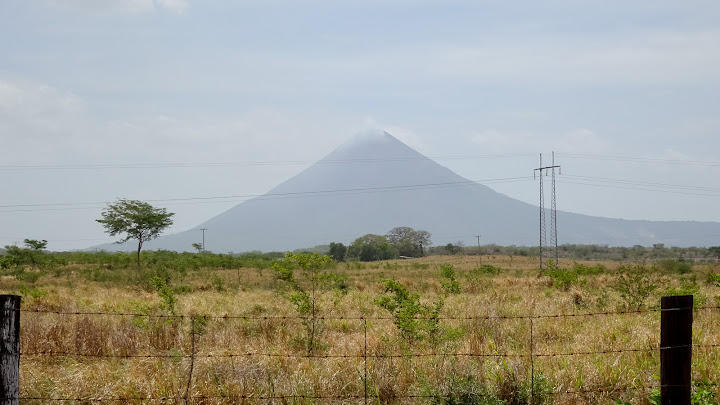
[0,295,20,405]
[661,295,692,405]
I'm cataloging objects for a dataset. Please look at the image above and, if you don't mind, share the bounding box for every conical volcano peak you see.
[352,129,393,141]
[326,129,425,161]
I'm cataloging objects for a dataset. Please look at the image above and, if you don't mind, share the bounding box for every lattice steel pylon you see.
[534,153,561,270]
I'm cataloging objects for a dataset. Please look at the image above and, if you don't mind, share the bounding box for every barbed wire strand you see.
[24,306,717,321]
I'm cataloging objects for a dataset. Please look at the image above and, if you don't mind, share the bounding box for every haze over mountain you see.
[96,131,720,253]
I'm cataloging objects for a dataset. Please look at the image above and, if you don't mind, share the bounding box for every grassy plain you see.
[2,253,719,404]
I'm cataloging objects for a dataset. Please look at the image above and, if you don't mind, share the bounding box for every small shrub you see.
[707,273,720,287]
[425,372,504,405]
[16,270,42,284]
[375,278,444,345]
[211,275,226,292]
[613,265,658,310]
[466,265,502,286]
[655,259,693,274]
[493,362,553,405]
[545,262,578,291]
[665,276,700,297]
[664,276,706,308]
[189,315,208,336]
[477,264,502,276]
[272,252,345,354]
[150,275,177,315]
[16,283,48,299]
[573,262,607,275]
[645,380,718,405]
[440,264,462,295]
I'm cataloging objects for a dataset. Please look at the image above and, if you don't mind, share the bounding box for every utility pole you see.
[534,153,561,269]
[200,228,207,253]
[475,235,481,265]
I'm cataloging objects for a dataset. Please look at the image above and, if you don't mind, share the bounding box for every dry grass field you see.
[2,253,719,404]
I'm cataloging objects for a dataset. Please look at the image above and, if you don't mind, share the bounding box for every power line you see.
[0,154,536,171]
[562,175,720,193]
[558,177,720,197]
[3,170,719,215]
[0,176,535,213]
[557,153,720,167]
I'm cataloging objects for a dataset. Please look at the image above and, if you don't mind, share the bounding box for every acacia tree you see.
[96,199,174,266]
[386,227,432,257]
[24,239,47,251]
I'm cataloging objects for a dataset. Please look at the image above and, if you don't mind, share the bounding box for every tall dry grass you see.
[2,254,719,404]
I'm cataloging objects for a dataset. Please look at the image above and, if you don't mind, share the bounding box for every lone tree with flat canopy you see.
[97,199,174,266]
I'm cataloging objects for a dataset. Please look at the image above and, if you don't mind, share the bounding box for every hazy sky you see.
[2,0,720,251]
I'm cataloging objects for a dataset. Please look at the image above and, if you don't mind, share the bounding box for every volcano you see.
[98,130,720,253]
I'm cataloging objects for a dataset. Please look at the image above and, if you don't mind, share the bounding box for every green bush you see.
[440,264,462,295]
[655,259,693,274]
[612,265,658,310]
[15,270,42,284]
[272,252,345,354]
[375,278,444,345]
[150,275,177,315]
[425,372,505,405]
[708,273,720,287]
[545,262,578,290]
[664,276,706,308]
[493,362,553,405]
[16,283,48,299]
[640,380,719,405]
[476,264,502,276]
[572,262,607,275]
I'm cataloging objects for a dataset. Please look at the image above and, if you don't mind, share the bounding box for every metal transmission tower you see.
[534,153,561,269]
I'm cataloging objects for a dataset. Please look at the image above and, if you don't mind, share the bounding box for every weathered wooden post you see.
[0,295,20,405]
[661,295,692,405]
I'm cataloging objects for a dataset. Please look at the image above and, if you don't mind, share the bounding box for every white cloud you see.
[155,0,188,14]
[427,30,720,86]
[557,129,608,154]
[469,128,608,156]
[0,76,356,168]
[288,29,720,89]
[0,78,85,115]
[469,129,542,154]
[42,0,188,14]
[0,77,89,164]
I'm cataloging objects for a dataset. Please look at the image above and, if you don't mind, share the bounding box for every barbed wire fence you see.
[2,296,718,403]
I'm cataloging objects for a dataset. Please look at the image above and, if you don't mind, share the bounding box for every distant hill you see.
[93,130,720,253]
